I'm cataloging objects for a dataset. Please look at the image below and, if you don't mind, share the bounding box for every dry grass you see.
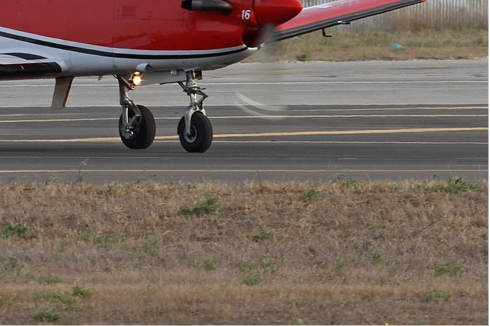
[248,29,488,62]
[0,178,487,324]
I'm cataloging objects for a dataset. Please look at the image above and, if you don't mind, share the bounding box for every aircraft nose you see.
[253,0,303,26]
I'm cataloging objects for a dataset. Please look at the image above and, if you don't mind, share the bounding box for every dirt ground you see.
[0,179,487,324]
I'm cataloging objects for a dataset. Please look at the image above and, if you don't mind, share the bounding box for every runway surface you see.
[0,60,487,183]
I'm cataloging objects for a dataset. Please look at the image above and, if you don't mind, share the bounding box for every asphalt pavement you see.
[0,59,487,183]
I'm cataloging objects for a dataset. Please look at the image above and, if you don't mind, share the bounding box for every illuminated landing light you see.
[132,72,142,86]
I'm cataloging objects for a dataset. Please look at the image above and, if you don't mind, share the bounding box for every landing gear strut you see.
[115,71,213,153]
[177,71,213,153]
[117,75,156,149]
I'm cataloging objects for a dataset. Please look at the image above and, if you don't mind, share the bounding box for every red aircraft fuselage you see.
[0,0,303,77]
[0,0,302,51]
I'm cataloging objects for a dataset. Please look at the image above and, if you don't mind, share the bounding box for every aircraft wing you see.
[0,52,64,79]
[275,0,426,41]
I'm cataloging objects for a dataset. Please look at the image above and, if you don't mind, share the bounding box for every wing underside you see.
[0,52,63,79]
[276,0,426,41]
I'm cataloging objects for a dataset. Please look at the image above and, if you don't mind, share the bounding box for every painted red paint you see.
[278,0,424,33]
[0,0,302,51]
[253,0,303,26]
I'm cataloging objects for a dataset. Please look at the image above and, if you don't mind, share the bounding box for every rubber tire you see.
[177,112,213,153]
[118,105,156,149]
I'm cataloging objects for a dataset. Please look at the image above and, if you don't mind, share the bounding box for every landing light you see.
[132,72,142,86]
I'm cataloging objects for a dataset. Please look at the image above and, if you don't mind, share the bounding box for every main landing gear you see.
[117,75,156,149]
[116,70,213,153]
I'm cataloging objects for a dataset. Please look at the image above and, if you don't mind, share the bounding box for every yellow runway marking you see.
[0,127,486,143]
[210,140,488,145]
[214,127,488,139]
[213,114,488,119]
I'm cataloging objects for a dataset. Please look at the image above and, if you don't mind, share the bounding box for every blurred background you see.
[248,0,488,61]
[300,0,488,30]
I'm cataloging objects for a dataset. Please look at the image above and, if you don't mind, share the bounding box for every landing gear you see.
[115,70,213,153]
[177,112,213,153]
[177,71,213,153]
[118,104,155,149]
[117,75,156,149]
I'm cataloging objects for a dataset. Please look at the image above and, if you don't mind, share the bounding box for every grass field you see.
[248,29,488,62]
[0,178,487,324]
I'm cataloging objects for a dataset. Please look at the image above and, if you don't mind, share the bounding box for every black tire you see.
[118,105,156,149]
[177,112,213,153]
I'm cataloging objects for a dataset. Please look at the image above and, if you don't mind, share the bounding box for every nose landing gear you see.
[177,71,213,153]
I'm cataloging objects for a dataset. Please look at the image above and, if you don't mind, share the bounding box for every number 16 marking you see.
[242,9,251,20]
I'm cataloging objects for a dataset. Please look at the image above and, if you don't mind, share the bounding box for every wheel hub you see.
[184,126,197,143]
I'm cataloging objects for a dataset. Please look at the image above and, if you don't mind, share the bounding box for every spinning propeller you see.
[182,0,303,118]
[237,0,304,119]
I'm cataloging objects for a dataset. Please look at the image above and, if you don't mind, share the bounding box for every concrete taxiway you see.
[0,59,487,183]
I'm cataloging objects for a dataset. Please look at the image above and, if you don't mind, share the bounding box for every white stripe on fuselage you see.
[0,26,256,77]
